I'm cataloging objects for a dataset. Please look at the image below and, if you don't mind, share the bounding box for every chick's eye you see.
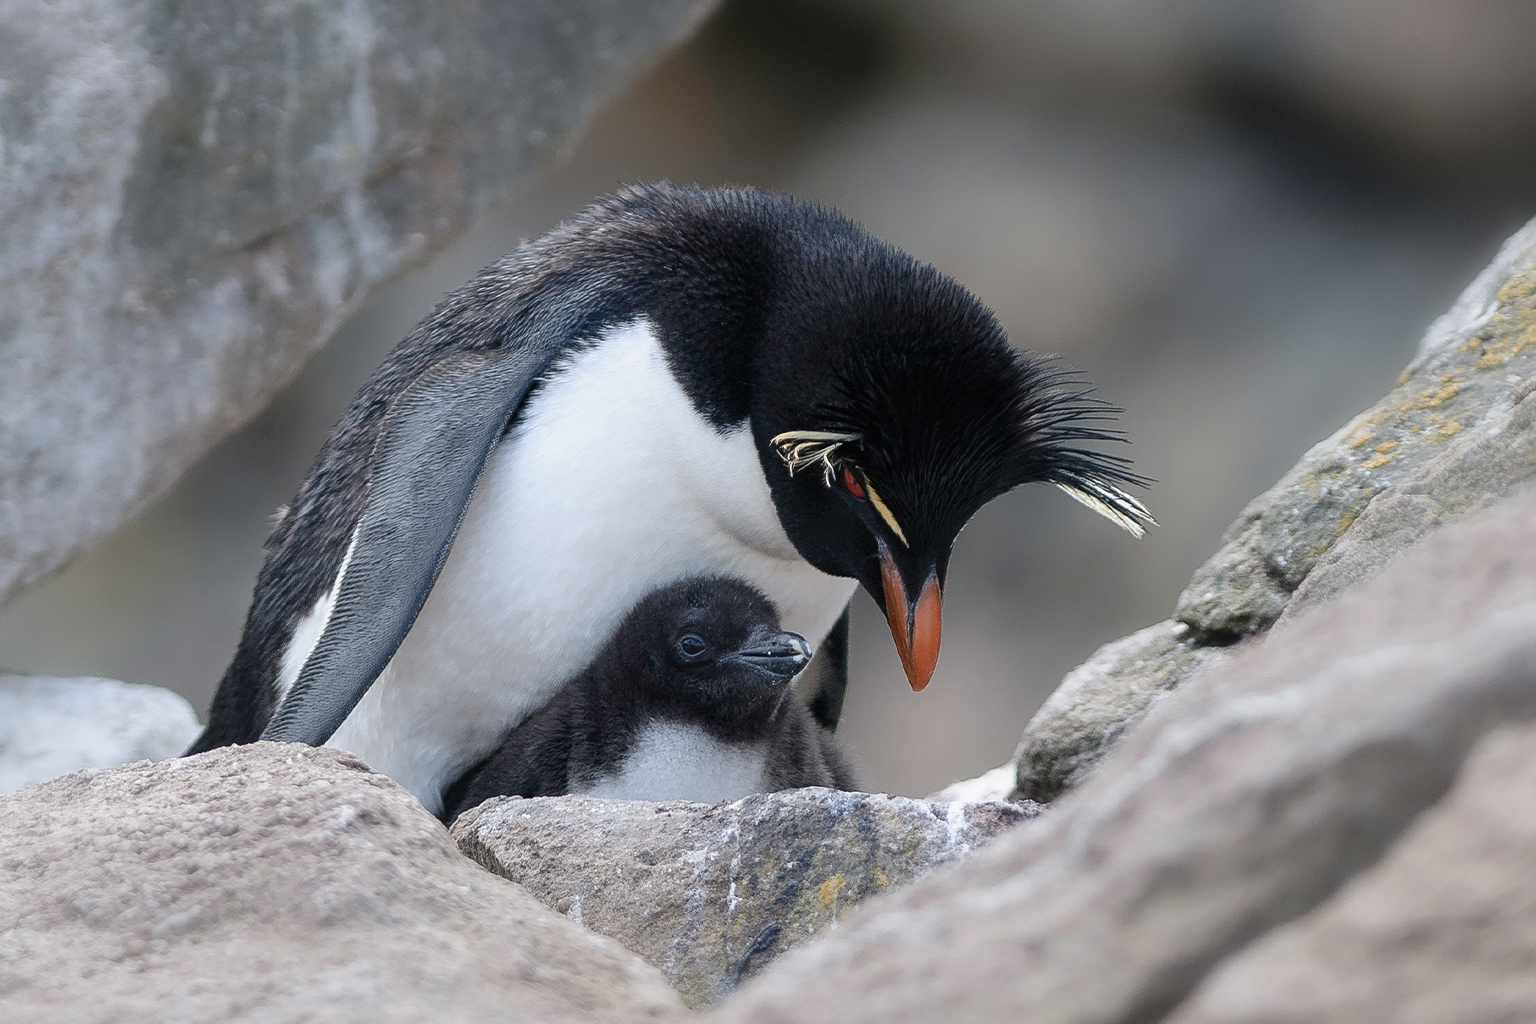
[675,634,708,660]
[841,465,866,499]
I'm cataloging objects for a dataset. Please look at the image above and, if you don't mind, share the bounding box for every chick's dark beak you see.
[722,626,813,680]
[878,542,943,691]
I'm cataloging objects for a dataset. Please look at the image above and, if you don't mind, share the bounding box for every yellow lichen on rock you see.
[1361,452,1396,470]
[1416,376,1462,409]
[1495,272,1536,304]
[816,873,846,907]
[1475,324,1536,370]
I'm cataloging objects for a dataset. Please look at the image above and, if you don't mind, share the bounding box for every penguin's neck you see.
[314,318,857,812]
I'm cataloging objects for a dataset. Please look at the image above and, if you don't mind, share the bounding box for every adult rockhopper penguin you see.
[442,576,860,823]
[190,183,1154,814]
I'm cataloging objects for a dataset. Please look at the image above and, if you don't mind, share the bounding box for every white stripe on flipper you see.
[274,529,359,706]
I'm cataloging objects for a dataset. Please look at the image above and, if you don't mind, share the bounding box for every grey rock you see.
[1009,619,1237,802]
[0,0,716,607]
[1169,721,1536,1024]
[1175,214,1536,640]
[1284,377,1536,618]
[705,487,1536,1024]
[1001,216,1536,805]
[0,672,201,793]
[0,742,683,1024]
[452,789,1038,1010]
[1007,216,1536,810]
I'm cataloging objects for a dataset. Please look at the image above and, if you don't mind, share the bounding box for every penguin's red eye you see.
[841,466,866,499]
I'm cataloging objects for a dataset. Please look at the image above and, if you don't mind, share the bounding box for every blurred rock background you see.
[2,0,1532,796]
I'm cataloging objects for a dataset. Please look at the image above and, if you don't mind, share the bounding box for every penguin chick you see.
[442,577,860,822]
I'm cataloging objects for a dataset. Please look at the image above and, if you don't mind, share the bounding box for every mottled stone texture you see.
[1011,620,1235,802]
[1282,375,1536,619]
[0,673,200,792]
[1175,215,1536,640]
[707,487,1536,1024]
[1010,214,1536,800]
[0,0,715,606]
[0,743,683,1024]
[453,790,1037,1009]
[1170,721,1536,1024]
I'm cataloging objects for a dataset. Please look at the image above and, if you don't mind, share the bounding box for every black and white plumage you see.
[441,577,858,822]
[189,183,1152,814]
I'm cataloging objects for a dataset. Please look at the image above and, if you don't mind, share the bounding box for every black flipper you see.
[805,603,851,732]
[260,341,567,746]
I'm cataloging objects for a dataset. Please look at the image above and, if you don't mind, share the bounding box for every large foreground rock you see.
[454,790,1037,1009]
[705,487,1536,1024]
[1011,212,1536,801]
[0,673,200,793]
[0,0,716,606]
[1171,721,1536,1024]
[0,743,682,1024]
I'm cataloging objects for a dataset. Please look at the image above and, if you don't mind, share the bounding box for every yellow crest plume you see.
[1055,481,1157,538]
[769,430,862,487]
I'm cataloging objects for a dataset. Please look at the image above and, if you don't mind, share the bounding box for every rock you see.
[0,0,717,607]
[1007,214,1536,804]
[704,486,1536,1024]
[1169,721,1536,1024]
[0,672,201,793]
[1283,377,1536,619]
[1009,620,1237,802]
[0,743,683,1024]
[452,789,1039,1009]
[1176,214,1536,641]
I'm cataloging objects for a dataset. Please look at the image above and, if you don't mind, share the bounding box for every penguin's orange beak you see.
[879,543,943,691]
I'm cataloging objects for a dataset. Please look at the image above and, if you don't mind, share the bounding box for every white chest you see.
[575,721,770,803]
[292,319,856,812]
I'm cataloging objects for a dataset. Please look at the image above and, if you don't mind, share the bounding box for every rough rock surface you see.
[1176,214,1536,640]
[1283,375,1536,618]
[453,789,1038,1009]
[704,486,1536,1024]
[0,673,200,793]
[1170,721,1536,1024]
[1011,620,1236,802]
[1006,214,1536,801]
[0,0,716,606]
[0,743,683,1024]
